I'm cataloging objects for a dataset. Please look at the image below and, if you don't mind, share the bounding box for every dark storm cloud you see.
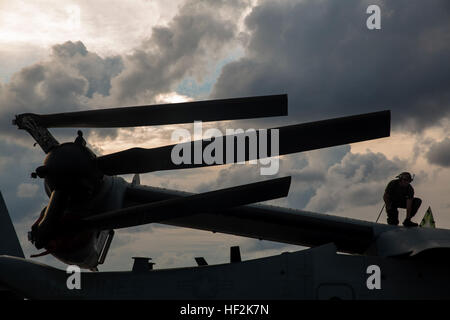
[426,138,450,167]
[212,0,450,131]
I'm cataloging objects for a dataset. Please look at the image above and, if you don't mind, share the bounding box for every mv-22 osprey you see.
[1,94,450,299]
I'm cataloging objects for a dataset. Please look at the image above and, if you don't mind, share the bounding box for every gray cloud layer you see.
[212,0,450,131]
[427,138,450,167]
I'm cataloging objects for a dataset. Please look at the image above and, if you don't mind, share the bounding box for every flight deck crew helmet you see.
[396,172,414,182]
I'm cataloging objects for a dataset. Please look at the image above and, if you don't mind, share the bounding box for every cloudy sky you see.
[1,0,449,271]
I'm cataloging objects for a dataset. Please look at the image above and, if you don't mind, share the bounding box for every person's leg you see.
[410,198,422,218]
[386,207,399,225]
[400,198,420,227]
[390,199,420,227]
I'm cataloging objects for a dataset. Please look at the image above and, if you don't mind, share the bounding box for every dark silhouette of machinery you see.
[4,95,448,299]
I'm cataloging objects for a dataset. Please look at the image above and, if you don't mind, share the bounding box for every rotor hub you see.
[35,142,103,198]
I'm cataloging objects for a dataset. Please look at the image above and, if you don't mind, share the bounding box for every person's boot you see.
[403,218,418,227]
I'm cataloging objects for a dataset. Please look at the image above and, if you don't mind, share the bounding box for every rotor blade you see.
[15,95,287,128]
[97,110,390,175]
[82,176,291,230]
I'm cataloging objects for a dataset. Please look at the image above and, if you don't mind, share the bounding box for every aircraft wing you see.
[123,183,392,255]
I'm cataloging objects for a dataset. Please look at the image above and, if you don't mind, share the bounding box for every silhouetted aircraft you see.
[3,95,448,299]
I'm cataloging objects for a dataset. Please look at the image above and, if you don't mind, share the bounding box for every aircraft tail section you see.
[0,191,25,258]
[131,174,140,186]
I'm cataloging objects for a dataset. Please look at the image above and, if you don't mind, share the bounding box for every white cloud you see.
[0,0,184,55]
